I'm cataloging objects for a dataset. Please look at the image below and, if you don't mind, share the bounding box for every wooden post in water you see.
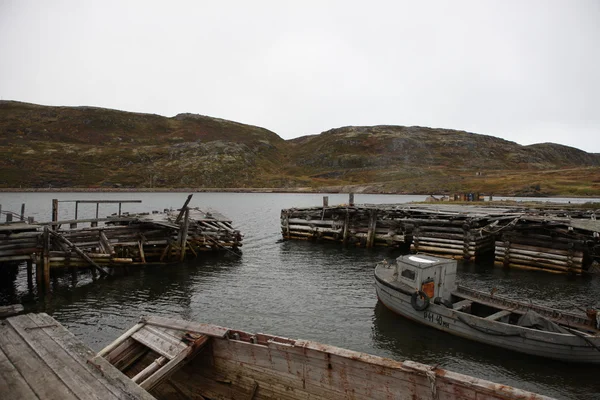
[366,209,377,248]
[179,208,190,261]
[20,204,25,221]
[26,260,33,290]
[42,226,50,291]
[138,241,146,264]
[92,203,99,227]
[282,211,290,239]
[52,199,59,230]
[71,201,79,229]
[349,193,354,206]
[342,209,350,245]
[323,196,329,208]
[175,194,193,224]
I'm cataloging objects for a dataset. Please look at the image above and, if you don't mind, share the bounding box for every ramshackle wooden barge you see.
[281,197,600,275]
[97,315,553,400]
[0,195,242,290]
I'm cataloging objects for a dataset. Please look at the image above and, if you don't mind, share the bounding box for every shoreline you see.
[0,187,599,200]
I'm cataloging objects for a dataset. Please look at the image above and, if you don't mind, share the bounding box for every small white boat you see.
[97,315,552,399]
[375,254,600,364]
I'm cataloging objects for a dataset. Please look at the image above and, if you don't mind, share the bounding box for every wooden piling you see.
[51,199,58,230]
[42,227,50,291]
[342,210,350,245]
[175,194,193,224]
[366,209,377,248]
[26,259,33,289]
[179,208,190,262]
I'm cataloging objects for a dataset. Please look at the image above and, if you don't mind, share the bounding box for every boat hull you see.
[99,316,553,400]
[375,265,600,364]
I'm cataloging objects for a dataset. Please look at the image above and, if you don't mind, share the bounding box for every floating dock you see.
[281,196,600,274]
[0,312,154,400]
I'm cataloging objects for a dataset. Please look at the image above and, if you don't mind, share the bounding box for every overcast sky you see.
[1,1,599,152]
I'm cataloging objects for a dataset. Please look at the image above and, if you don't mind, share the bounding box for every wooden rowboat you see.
[375,254,600,364]
[97,315,552,399]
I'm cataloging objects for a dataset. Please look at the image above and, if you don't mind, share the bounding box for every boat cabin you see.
[395,254,457,302]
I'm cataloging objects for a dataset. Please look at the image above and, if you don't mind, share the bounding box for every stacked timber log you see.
[281,199,512,260]
[0,223,40,264]
[281,205,407,248]
[494,215,598,275]
[282,197,600,274]
[410,213,508,261]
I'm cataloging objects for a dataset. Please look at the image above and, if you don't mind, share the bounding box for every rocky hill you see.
[1,101,599,196]
[285,126,600,196]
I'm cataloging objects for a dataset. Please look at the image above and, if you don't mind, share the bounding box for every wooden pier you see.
[0,195,242,291]
[281,195,600,275]
[0,312,154,400]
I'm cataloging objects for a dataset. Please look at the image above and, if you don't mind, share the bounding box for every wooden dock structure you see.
[281,195,600,275]
[0,195,242,291]
[0,312,154,400]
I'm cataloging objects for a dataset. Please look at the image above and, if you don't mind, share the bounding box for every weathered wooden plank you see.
[495,245,583,262]
[0,254,34,262]
[27,313,156,400]
[0,346,39,399]
[142,316,229,338]
[0,304,24,318]
[99,231,114,255]
[97,322,145,358]
[0,317,78,399]
[140,335,209,391]
[494,258,574,274]
[131,325,187,360]
[485,309,512,321]
[132,356,168,384]
[211,343,432,400]
[6,314,117,400]
[49,230,109,276]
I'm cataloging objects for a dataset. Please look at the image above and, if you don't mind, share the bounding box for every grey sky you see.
[1,1,599,152]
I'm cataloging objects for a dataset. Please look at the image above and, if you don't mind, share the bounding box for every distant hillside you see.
[1,101,599,196]
[0,101,290,188]
[284,126,600,196]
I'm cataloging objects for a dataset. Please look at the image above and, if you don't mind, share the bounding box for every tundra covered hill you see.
[285,126,600,196]
[0,101,290,188]
[1,101,599,196]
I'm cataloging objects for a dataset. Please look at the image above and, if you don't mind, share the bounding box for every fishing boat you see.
[375,254,600,364]
[97,315,551,399]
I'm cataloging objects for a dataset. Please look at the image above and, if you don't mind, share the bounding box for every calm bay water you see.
[1,192,599,399]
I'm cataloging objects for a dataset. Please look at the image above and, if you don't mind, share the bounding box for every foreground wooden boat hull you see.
[99,316,552,400]
[375,265,600,364]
